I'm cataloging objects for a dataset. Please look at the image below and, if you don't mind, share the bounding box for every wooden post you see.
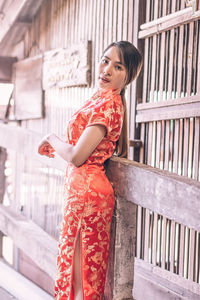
[113,197,137,300]
[105,163,137,300]
[0,147,6,257]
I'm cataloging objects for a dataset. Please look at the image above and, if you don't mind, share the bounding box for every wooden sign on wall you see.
[13,55,43,120]
[42,41,91,89]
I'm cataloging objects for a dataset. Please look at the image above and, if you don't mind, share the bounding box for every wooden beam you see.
[0,204,57,279]
[138,7,200,39]
[0,123,66,171]
[136,94,200,122]
[133,258,200,300]
[0,0,44,43]
[0,260,53,300]
[0,0,44,55]
[0,57,17,83]
[106,157,200,232]
[0,147,6,257]
[0,0,30,43]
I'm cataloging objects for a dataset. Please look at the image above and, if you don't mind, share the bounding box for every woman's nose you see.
[104,64,112,75]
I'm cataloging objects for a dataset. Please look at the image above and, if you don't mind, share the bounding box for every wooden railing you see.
[0,122,200,299]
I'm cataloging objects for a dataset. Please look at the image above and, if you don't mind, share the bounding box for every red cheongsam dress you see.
[55,88,123,300]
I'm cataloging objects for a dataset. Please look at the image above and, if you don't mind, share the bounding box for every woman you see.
[38,41,142,300]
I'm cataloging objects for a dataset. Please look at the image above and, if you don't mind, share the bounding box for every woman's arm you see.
[38,124,106,167]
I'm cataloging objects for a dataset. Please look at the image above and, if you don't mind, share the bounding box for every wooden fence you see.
[0,122,200,299]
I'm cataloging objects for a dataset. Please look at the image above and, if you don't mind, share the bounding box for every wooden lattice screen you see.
[136,0,200,285]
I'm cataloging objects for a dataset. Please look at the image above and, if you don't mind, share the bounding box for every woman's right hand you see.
[38,135,55,158]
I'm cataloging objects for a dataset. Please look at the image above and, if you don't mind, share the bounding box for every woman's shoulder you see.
[92,88,122,104]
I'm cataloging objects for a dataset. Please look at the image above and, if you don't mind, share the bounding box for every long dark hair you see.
[103,41,143,158]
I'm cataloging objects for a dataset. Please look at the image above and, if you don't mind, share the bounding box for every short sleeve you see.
[86,97,123,141]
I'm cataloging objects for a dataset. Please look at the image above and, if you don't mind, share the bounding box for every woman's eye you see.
[102,58,108,64]
[116,65,122,70]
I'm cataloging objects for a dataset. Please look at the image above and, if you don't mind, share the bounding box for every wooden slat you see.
[142,38,149,102]
[177,25,184,98]
[183,118,190,177]
[150,35,157,102]
[188,229,195,280]
[193,118,200,180]
[187,22,194,96]
[179,224,185,276]
[161,217,167,269]
[158,32,166,101]
[0,204,57,279]
[152,212,158,265]
[134,258,200,299]
[164,120,170,170]
[106,157,200,232]
[139,7,200,39]
[136,205,142,258]
[156,121,161,168]
[136,98,200,122]
[169,220,176,272]
[173,120,179,173]
[144,208,150,262]
[197,21,200,93]
[139,123,145,163]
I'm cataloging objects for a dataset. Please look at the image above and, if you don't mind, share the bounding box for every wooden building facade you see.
[0,0,199,299]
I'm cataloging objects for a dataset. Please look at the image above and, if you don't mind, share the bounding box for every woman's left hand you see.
[38,133,56,158]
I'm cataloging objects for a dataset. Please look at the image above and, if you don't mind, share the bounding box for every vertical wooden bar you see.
[197,21,200,93]
[188,229,195,281]
[156,121,161,168]
[159,32,166,101]
[136,206,142,258]
[104,0,110,47]
[112,0,118,42]
[127,0,134,42]
[150,35,157,102]
[167,0,176,99]
[122,0,128,40]
[147,122,153,165]
[108,0,113,45]
[144,208,150,262]
[164,120,170,170]
[170,220,176,272]
[161,216,167,269]
[193,117,200,180]
[187,22,194,96]
[152,212,158,265]
[142,39,149,103]
[139,123,145,163]
[183,118,189,177]
[117,0,123,40]
[173,120,179,173]
[0,147,6,257]
[177,25,184,98]
[184,227,190,278]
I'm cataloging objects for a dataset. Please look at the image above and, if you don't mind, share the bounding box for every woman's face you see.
[97,46,127,93]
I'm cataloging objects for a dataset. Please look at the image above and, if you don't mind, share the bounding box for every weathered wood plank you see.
[133,258,200,300]
[0,204,57,279]
[139,7,199,39]
[136,95,200,122]
[0,123,66,171]
[106,157,200,232]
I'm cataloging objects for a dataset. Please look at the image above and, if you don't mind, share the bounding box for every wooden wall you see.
[7,0,144,294]
[13,0,143,238]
